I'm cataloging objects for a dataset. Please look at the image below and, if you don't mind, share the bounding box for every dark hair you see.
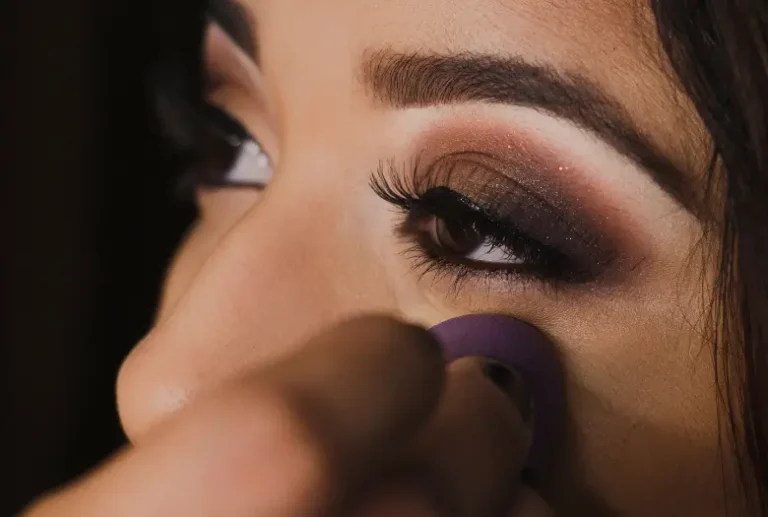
[652,1,768,514]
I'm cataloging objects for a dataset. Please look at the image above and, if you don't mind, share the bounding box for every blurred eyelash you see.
[370,158,614,293]
[151,84,269,201]
[149,59,212,200]
[149,29,267,201]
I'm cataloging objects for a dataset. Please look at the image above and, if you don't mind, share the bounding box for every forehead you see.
[252,0,707,173]
[259,0,658,60]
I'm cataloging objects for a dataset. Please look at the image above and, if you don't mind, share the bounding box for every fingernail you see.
[481,360,534,424]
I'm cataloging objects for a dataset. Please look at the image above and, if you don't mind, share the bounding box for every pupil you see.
[435,217,483,255]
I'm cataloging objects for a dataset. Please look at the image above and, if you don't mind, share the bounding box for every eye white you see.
[224,139,273,186]
[465,240,524,265]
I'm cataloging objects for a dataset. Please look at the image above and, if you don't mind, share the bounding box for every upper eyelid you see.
[371,156,610,250]
[205,23,266,99]
[376,176,611,285]
[203,71,281,163]
[207,0,259,64]
[360,50,703,220]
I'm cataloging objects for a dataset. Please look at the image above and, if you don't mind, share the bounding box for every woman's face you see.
[117,1,733,515]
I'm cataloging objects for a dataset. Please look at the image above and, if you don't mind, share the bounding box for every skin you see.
[26,0,740,516]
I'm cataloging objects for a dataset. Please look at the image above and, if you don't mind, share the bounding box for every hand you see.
[23,316,554,516]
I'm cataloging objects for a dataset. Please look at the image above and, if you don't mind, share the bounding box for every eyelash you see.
[370,160,603,291]
[156,87,609,292]
[168,102,272,200]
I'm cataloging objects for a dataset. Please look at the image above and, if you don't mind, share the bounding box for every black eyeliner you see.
[203,103,251,144]
[370,160,619,287]
[405,188,594,283]
[208,0,257,59]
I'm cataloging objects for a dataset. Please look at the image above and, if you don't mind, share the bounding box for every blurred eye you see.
[186,104,272,189]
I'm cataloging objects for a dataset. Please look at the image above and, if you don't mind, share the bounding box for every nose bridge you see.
[236,174,381,327]
[173,179,357,344]
[117,161,395,441]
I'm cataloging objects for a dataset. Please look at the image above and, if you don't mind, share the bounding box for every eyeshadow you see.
[409,122,649,276]
[208,0,256,59]
[419,159,620,283]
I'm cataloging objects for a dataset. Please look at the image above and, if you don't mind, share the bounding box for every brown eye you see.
[184,104,272,189]
[392,187,527,267]
[415,211,524,265]
[422,216,484,256]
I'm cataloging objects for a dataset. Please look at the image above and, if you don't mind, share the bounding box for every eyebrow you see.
[361,50,701,218]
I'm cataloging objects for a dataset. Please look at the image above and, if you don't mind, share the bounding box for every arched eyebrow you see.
[360,49,703,219]
[205,0,703,219]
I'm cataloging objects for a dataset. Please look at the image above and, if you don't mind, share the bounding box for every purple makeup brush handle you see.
[430,314,565,476]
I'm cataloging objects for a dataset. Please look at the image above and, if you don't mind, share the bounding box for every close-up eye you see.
[371,165,612,289]
[410,188,524,267]
[405,187,583,284]
[179,103,273,191]
[152,0,273,198]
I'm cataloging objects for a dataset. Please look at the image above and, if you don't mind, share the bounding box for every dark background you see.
[4,0,197,513]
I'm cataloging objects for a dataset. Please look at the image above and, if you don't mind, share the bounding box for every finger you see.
[255,315,446,465]
[505,486,556,517]
[405,357,533,517]
[24,315,446,517]
[354,482,440,517]
[355,484,555,517]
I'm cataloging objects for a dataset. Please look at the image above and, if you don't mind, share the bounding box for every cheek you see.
[545,274,725,514]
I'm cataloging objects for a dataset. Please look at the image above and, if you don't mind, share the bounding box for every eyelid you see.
[174,103,272,193]
[414,152,589,235]
[205,23,263,94]
[207,0,256,58]
[203,24,278,158]
[373,156,622,279]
